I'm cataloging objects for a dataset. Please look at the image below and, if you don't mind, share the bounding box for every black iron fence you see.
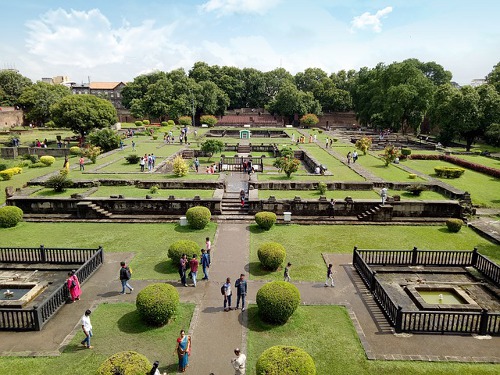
[353,247,500,335]
[219,157,264,172]
[0,246,103,331]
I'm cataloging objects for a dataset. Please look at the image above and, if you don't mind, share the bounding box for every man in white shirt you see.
[80,309,93,349]
[231,348,246,375]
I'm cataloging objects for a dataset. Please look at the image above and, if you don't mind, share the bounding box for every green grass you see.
[249,224,498,281]
[300,145,366,181]
[0,302,194,375]
[348,152,424,181]
[257,174,341,182]
[90,186,215,198]
[0,222,217,280]
[31,188,89,197]
[246,305,499,375]
[450,154,500,170]
[0,129,75,146]
[79,172,220,180]
[404,159,500,208]
[257,189,450,201]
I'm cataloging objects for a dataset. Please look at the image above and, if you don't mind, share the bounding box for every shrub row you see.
[410,154,500,178]
[0,167,22,180]
[434,166,465,178]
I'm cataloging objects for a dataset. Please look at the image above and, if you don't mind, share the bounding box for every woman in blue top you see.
[175,329,191,372]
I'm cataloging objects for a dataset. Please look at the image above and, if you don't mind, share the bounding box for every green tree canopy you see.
[200,139,224,161]
[486,62,500,93]
[50,95,117,137]
[18,82,70,125]
[0,70,32,106]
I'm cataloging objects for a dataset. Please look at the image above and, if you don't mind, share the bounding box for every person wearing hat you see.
[231,348,246,375]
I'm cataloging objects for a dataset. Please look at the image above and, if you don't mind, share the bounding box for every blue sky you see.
[0,0,498,85]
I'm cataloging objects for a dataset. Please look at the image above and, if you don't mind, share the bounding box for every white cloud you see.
[25,8,178,69]
[200,0,281,16]
[351,6,393,33]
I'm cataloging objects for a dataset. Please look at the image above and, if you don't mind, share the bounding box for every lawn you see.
[300,144,366,181]
[0,222,217,280]
[246,305,498,375]
[257,173,341,182]
[0,303,194,375]
[404,159,500,207]
[257,189,449,201]
[249,224,499,281]
[0,129,75,146]
[79,172,221,181]
[31,187,90,197]
[90,186,215,198]
[450,154,500,170]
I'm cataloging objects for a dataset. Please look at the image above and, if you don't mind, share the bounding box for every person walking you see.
[325,263,334,287]
[174,330,191,373]
[201,249,210,280]
[132,140,136,151]
[231,348,247,375]
[80,309,93,349]
[119,261,133,294]
[380,186,388,205]
[235,274,247,311]
[179,254,188,287]
[223,277,232,311]
[79,156,85,171]
[206,237,212,264]
[189,254,199,287]
[284,262,292,282]
[67,270,81,302]
[352,150,358,163]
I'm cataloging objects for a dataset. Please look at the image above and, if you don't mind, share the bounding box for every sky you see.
[0,0,498,85]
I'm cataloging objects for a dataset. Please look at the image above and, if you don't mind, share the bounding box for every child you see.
[325,263,334,287]
[284,262,292,282]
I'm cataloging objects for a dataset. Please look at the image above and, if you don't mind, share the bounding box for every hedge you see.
[256,345,316,375]
[255,211,277,230]
[410,154,500,178]
[0,206,23,228]
[168,240,200,264]
[258,242,286,271]
[186,206,211,229]
[434,166,465,178]
[446,218,463,233]
[136,283,179,326]
[256,281,300,324]
[97,351,150,375]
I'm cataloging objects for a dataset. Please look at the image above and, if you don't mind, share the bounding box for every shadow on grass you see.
[117,310,157,334]
[247,261,277,278]
[437,227,452,233]
[248,224,266,234]
[245,305,283,332]
[154,260,177,275]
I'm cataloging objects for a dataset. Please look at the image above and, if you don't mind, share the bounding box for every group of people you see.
[346,150,358,164]
[325,137,335,148]
[164,127,191,145]
[140,153,156,172]
[179,237,211,286]
[221,273,248,312]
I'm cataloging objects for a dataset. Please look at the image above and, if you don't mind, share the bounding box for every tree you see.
[486,62,500,93]
[382,145,401,166]
[267,82,321,124]
[50,95,117,137]
[178,116,192,126]
[18,82,70,126]
[300,113,319,127]
[273,156,300,178]
[0,70,32,106]
[355,137,372,155]
[170,155,189,176]
[200,139,224,161]
[485,123,500,146]
[87,128,121,152]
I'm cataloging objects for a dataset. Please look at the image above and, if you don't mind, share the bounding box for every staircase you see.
[237,144,251,154]
[357,204,383,221]
[77,201,113,219]
[220,192,249,220]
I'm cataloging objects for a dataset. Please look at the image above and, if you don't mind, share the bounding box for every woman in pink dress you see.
[67,270,81,302]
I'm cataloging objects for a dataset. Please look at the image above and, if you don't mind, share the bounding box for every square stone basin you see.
[0,282,47,308]
[405,285,482,312]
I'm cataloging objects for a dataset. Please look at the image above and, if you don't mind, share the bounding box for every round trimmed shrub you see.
[256,281,300,324]
[168,240,200,264]
[186,206,211,229]
[255,211,277,230]
[256,345,316,375]
[408,173,417,179]
[0,169,14,180]
[134,120,143,126]
[40,155,55,166]
[142,119,150,125]
[258,242,286,271]
[446,218,463,233]
[0,206,23,228]
[97,351,150,375]
[161,121,168,126]
[69,146,81,156]
[136,283,179,326]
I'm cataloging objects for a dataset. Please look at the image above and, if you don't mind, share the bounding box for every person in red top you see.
[189,254,199,287]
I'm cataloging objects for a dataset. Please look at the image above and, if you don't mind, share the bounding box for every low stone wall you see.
[250,181,374,190]
[8,196,222,216]
[247,198,463,219]
[1,146,69,159]
[208,129,288,138]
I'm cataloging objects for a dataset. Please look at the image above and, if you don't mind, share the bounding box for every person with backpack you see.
[119,261,134,294]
